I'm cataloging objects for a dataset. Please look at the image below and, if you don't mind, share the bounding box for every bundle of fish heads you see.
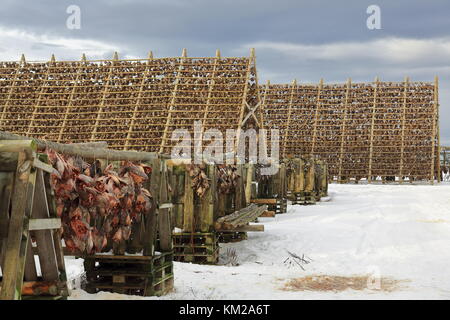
[217,165,239,194]
[46,149,152,255]
[188,163,210,198]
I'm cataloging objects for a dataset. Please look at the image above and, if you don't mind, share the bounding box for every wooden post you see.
[244,163,253,206]
[311,78,324,154]
[183,166,194,232]
[158,158,173,251]
[143,157,160,256]
[367,77,380,183]
[31,169,59,281]
[294,158,304,193]
[200,164,216,232]
[398,77,409,182]
[431,76,439,184]
[338,78,351,182]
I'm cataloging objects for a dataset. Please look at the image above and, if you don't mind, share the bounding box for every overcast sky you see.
[1,0,449,143]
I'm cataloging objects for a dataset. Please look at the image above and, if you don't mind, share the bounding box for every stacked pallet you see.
[251,163,288,214]
[285,156,328,205]
[168,160,263,264]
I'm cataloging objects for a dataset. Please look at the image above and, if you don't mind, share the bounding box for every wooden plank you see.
[244,163,253,206]
[250,198,277,204]
[143,158,159,256]
[0,172,13,269]
[200,164,216,232]
[260,210,275,218]
[23,238,37,281]
[234,165,245,211]
[217,224,264,232]
[183,167,194,232]
[157,159,173,252]
[0,150,32,300]
[32,158,55,174]
[28,218,61,231]
[32,169,59,281]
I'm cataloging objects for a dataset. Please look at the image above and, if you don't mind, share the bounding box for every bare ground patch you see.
[282,275,407,292]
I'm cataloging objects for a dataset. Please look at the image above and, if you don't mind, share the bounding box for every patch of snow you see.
[68,183,450,299]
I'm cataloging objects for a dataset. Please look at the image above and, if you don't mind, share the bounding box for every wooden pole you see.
[398,77,409,182]
[90,52,118,141]
[431,76,439,184]
[57,54,85,143]
[367,77,380,183]
[0,131,158,161]
[235,48,255,153]
[26,55,55,136]
[311,78,324,155]
[338,78,352,182]
[159,48,187,154]
[125,51,153,150]
[282,80,296,158]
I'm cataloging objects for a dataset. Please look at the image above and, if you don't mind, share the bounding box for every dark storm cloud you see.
[0,0,449,142]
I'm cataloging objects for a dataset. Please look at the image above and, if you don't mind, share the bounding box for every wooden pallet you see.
[83,251,174,296]
[0,141,69,300]
[251,198,287,214]
[291,192,317,205]
[217,232,248,243]
[268,198,287,214]
[173,232,219,264]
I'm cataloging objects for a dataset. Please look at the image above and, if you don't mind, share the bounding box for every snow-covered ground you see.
[69,183,450,300]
